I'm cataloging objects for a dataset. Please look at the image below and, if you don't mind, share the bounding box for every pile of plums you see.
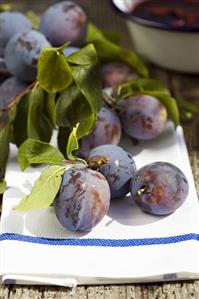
[0,1,87,105]
[80,61,168,158]
[79,93,168,159]
[43,5,187,232]
[54,144,189,232]
[0,1,167,146]
[0,1,189,232]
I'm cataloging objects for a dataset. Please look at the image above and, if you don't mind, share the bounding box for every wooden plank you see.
[3,282,199,299]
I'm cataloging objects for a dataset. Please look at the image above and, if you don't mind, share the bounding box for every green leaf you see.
[37,47,73,93]
[115,79,179,127]
[45,92,56,126]
[67,124,79,160]
[0,112,8,130]
[119,90,179,127]
[7,104,17,123]
[71,64,102,114]
[117,78,170,98]
[148,92,179,127]
[86,23,104,40]
[66,44,97,65]
[56,84,94,138]
[0,179,6,194]
[13,89,56,147]
[86,23,148,78]
[18,138,65,171]
[27,87,54,142]
[13,92,30,147]
[0,122,10,174]
[103,30,122,45]
[15,165,67,211]
[26,11,40,29]
[57,126,71,157]
[56,63,103,152]
[175,98,199,114]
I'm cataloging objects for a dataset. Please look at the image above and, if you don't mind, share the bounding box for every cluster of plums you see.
[0,1,189,233]
[0,1,167,147]
[0,1,88,105]
[54,144,189,232]
[80,62,168,158]
[0,1,87,81]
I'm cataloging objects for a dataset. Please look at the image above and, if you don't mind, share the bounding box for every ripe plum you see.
[118,95,167,140]
[80,106,121,158]
[40,1,87,46]
[88,144,137,198]
[54,167,110,232]
[4,30,51,82]
[101,62,138,87]
[130,162,189,215]
[0,11,32,56]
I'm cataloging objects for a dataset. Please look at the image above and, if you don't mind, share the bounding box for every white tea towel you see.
[1,123,199,286]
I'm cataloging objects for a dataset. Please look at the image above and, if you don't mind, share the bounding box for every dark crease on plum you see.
[18,38,33,51]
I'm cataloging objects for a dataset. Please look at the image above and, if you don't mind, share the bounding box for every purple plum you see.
[80,106,122,158]
[88,144,137,198]
[130,162,189,215]
[40,1,87,46]
[4,30,51,82]
[0,11,32,56]
[118,95,167,140]
[54,167,110,232]
[101,62,138,87]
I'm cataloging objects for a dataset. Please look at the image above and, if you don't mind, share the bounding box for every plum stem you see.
[103,88,117,108]
[136,186,148,200]
[87,155,108,171]
[57,41,71,54]
[0,81,35,113]
[32,81,39,92]
[62,159,87,167]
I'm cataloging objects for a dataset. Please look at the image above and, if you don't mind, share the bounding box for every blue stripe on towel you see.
[0,233,199,247]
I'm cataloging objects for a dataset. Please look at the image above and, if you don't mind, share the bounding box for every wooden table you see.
[1,0,199,298]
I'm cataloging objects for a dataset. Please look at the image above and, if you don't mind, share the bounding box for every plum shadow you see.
[24,207,89,238]
[120,122,176,158]
[107,196,167,226]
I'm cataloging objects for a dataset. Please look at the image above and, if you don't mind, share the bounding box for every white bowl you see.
[111,0,199,74]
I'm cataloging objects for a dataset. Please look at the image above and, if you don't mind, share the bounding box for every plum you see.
[130,162,189,215]
[0,11,32,56]
[54,167,110,232]
[4,30,51,82]
[101,62,138,87]
[0,76,27,110]
[80,106,122,158]
[117,95,167,140]
[39,1,87,46]
[88,144,137,199]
